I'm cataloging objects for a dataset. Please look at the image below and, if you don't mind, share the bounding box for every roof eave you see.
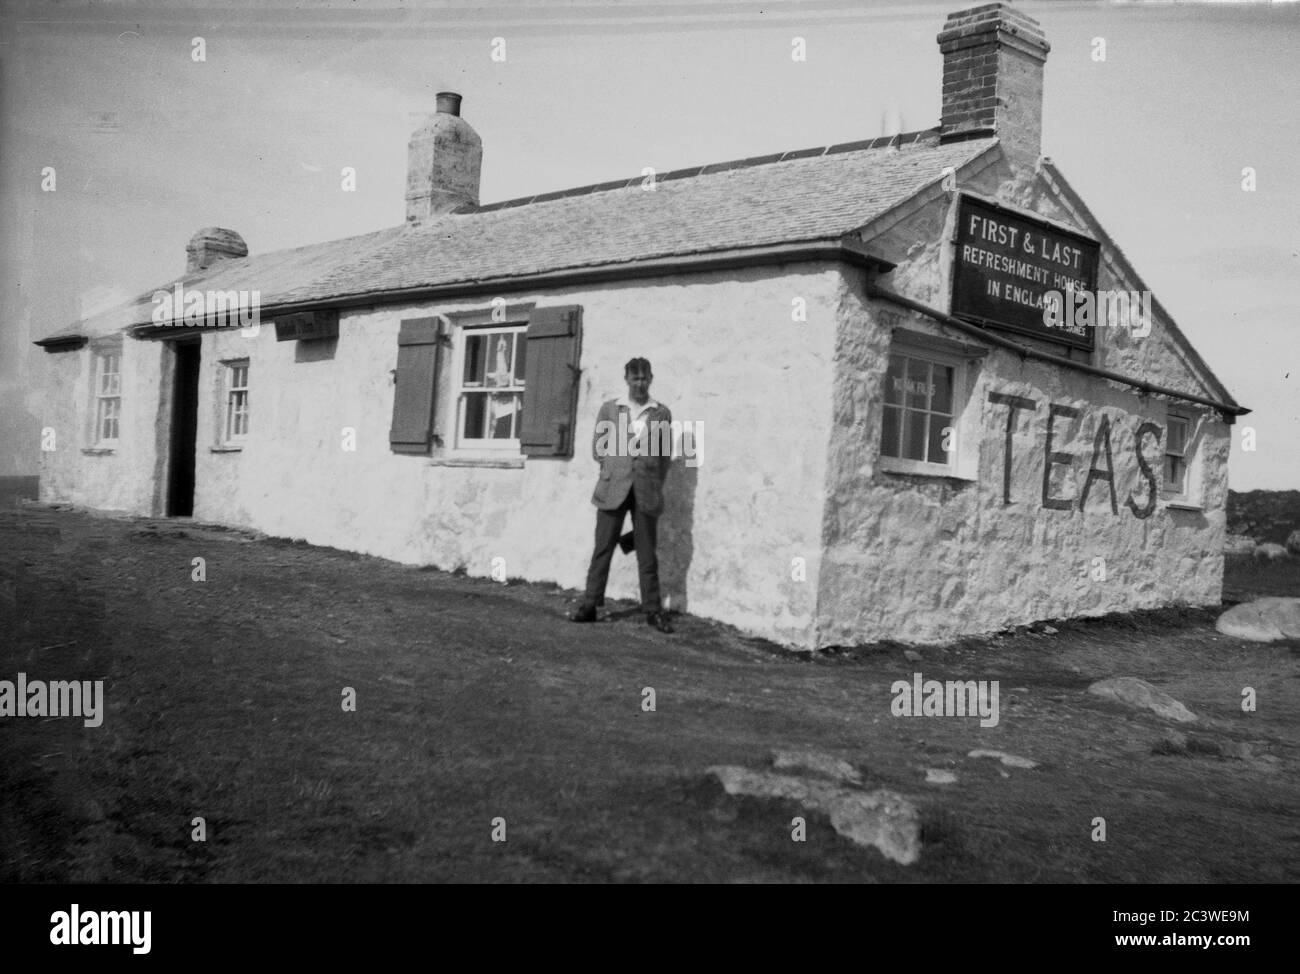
[131,237,895,337]
[33,334,88,351]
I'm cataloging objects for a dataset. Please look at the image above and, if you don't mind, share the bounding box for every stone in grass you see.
[1216,597,1300,643]
[1254,542,1288,560]
[707,766,920,865]
[967,748,1038,769]
[1151,730,1188,755]
[1224,534,1256,556]
[1288,530,1300,557]
[1220,741,1254,761]
[770,749,863,785]
[925,768,958,784]
[903,649,923,663]
[1087,677,1197,723]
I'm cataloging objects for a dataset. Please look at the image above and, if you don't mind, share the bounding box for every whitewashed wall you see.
[37,337,165,515]
[186,265,841,647]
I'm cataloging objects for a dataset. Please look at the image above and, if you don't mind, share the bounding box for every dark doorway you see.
[167,340,201,516]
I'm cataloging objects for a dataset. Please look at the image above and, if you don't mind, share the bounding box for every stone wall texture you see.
[814,155,1231,646]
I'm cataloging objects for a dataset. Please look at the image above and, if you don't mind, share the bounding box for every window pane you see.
[881,405,901,458]
[463,393,486,439]
[931,364,953,414]
[488,393,517,439]
[1166,418,1187,454]
[905,358,932,409]
[1164,456,1185,494]
[464,334,485,386]
[927,414,952,464]
[487,333,514,388]
[514,335,526,383]
[902,408,927,461]
[884,354,905,405]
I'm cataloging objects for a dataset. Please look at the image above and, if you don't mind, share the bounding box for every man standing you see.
[570,357,674,632]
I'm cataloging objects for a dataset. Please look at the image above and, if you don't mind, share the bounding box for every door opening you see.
[166,340,201,516]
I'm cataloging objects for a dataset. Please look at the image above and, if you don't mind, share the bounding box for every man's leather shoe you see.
[570,603,597,623]
[646,611,674,633]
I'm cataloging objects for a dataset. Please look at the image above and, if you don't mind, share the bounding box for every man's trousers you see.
[582,486,661,612]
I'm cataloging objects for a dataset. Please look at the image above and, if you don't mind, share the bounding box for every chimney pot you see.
[436,91,462,117]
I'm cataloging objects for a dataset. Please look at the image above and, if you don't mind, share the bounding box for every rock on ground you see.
[1254,542,1288,560]
[1216,597,1300,642]
[1087,677,1197,723]
[925,768,958,784]
[1224,534,1256,556]
[1287,529,1300,556]
[770,748,863,785]
[966,749,1038,769]
[707,757,920,865]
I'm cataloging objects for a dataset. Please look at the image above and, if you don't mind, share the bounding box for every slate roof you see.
[41,129,997,341]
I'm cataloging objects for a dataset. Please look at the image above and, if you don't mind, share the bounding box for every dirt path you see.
[2,503,1297,882]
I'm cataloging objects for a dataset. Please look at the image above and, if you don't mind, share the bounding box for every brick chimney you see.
[406,91,482,225]
[937,3,1050,164]
[186,227,247,274]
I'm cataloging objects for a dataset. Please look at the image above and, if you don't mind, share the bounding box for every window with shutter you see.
[389,316,444,454]
[519,305,582,458]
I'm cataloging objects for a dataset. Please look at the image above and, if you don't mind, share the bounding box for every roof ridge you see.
[473,127,943,214]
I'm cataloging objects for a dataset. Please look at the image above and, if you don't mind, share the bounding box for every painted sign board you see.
[951,195,1100,351]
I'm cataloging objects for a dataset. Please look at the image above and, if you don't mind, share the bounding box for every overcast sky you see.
[1,0,1296,488]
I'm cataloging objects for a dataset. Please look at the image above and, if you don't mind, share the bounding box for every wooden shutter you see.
[389,316,443,454]
[519,305,582,458]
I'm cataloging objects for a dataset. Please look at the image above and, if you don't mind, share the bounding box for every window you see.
[387,305,582,460]
[223,360,250,443]
[876,332,983,478]
[1162,411,1200,505]
[93,348,121,444]
[880,348,962,475]
[454,324,526,450]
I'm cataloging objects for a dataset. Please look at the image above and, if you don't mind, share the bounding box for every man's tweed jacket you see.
[590,398,673,517]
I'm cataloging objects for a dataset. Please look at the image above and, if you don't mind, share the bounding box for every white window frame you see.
[450,321,528,453]
[877,336,978,480]
[1162,409,1202,507]
[92,344,122,446]
[222,359,250,445]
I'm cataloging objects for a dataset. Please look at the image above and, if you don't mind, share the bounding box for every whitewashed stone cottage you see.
[35,3,1247,648]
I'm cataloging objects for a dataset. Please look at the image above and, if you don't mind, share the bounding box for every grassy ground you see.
[1,502,1297,883]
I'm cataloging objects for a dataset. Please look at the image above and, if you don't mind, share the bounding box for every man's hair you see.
[624,357,653,377]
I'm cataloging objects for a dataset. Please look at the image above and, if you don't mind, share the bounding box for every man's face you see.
[625,369,652,404]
